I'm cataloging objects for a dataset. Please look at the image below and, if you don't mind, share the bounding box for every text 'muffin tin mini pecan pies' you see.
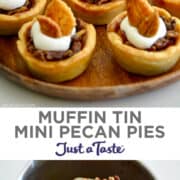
[151,0,180,18]
[107,0,180,76]
[17,0,96,83]
[64,0,126,25]
[0,0,47,35]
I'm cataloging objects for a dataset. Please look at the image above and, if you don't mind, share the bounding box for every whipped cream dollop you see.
[0,0,26,11]
[31,21,76,51]
[120,17,167,49]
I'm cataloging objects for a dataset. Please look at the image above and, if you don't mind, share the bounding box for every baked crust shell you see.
[64,0,126,25]
[17,20,96,82]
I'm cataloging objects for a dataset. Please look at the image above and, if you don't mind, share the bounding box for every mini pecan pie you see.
[63,0,126,25]
[107,0,180,76]
[0,0,47,35]
[17,0,96,83]
[151,0,180,18]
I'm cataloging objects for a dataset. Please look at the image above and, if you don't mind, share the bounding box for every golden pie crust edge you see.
[0,0,47,35]
[151,0,180,18]
[107,7,180,76]
[17,20,96,83]
[63,0,126,25]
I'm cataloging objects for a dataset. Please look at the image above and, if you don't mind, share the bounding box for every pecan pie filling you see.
[26,19,87,61]
[81,0,111,5]
[116,16,178,51]
[75,175,120,180]
[0,0,33,15]
[95,176,120,180]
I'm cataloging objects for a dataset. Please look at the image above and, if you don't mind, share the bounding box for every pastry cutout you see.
[45,0,76,35]
[127,0,159,37]
[37,16,62,38]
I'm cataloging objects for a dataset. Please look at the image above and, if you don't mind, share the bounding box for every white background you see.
[0,161,180,180]
[0,74,180,107]
[0,108,180,160]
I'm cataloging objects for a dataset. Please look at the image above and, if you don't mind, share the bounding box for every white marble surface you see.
[0,74,180,107]
[0,161,29,180]
[143,161,180,180]
[0,161,180,180]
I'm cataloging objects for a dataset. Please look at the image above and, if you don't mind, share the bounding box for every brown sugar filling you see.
[0,0,34,15]
[95,176,120,180]
[26,19,87,61]
[116,16,178,51]
[81,0,111,5]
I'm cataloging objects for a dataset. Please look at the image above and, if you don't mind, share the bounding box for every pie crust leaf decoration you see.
[45,0,76,35]
[127,0,159,37]
[37,16,62,38]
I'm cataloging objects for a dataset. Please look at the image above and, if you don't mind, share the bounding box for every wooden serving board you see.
[0,26,180,100]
